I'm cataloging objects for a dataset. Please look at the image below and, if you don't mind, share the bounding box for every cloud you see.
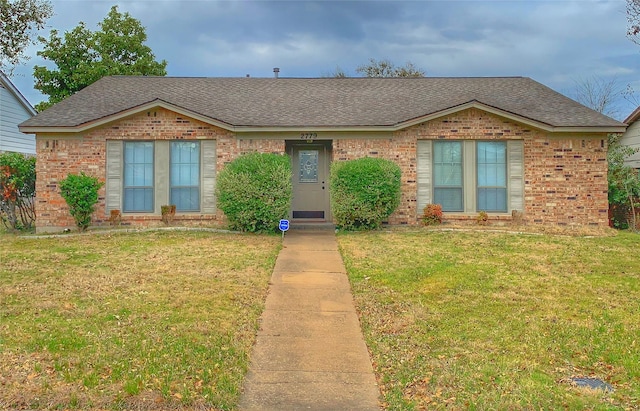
[7,0,640,119]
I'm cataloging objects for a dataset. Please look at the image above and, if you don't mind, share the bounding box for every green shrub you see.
[215,152,292,233]
[0,152,36,231]
[59,172,104,231]
[330,157,401,230]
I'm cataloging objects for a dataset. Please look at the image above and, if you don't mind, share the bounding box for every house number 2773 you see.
[300,132,317,140]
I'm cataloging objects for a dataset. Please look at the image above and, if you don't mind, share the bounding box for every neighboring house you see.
[621,106,640,169]
[19,76,625,233]
[0,71,36,155]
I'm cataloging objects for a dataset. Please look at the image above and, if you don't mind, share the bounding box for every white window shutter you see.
[508,140,524,212]
[201,140,217,214]
[154,141,169,213]
[105,140,123,212]
[416,140,432,216]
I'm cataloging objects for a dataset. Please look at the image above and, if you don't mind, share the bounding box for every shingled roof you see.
[20,76,625,132]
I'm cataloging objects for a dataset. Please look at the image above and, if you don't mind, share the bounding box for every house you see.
[1,71,36,155]
[621,106,640,169]
[19,76,625,233]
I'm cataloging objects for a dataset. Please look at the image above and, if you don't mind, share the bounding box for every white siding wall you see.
[621,121,640,169]
[0,85,35,154]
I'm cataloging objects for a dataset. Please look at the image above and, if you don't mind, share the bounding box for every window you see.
[433,141,463,211]
[170,141,200,211]
[477,141,507,212]
[417,139,522,216]
[123,142,154,212]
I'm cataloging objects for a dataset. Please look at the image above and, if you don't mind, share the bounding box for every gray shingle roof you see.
[21,76,624,129]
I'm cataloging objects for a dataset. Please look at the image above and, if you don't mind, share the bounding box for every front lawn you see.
[0,230,280,410]
[338,229,640,410]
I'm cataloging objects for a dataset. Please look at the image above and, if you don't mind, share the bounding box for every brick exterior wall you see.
[35,108,285,232]
[524,135,608,226]
[333,135,417,225]
[334,108,608,226]
[34,107,609,232]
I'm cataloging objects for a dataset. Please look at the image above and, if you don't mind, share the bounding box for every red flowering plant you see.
[421,203,443,226]
[0,153,36,230]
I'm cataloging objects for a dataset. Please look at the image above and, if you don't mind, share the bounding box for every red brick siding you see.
[524,135,608,226]
[36,137,101,229]
[333,108,608,226]
[35,107,609,231]
[35,108,284,231]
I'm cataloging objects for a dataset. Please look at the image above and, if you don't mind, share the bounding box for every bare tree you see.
[323,65,348,78]
[623,84,640,108]
[573,76,621,119]
[628,0,640,45]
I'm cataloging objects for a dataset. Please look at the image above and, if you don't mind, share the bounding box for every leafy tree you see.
[355,58,425,78]
[608,134,640,229]
[0,152,36,230]
[572,76,640,228]
[59,172,104,231]
[0,0,53,74]
[34,5,166,111]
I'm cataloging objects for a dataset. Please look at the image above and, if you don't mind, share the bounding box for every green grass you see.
[0,230,281,410]
[338,229,640,410]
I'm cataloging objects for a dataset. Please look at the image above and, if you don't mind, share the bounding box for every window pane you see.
[433,141,463,211]
[123,142,154,212]
[478,188,507,212]
[171,187,200,211]
[172,164,198,186]
[477,142,507,212]
[435,163,462,186]
[170,141,200,212]
[478,164,506,186]
[124,188,153,212]
[434,187,463,212]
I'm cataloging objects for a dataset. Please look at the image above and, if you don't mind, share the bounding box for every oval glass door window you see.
[299,150,319,183]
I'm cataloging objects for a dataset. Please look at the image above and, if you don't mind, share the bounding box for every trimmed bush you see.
[421,203,443,226]
[215,152,292,233]
[330,157,401,230]
[59,172,104,231]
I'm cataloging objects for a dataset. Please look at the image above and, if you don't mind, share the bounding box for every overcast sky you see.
[8,0,640,121]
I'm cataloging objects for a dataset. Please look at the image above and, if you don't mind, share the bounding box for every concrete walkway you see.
[239,229,381,410]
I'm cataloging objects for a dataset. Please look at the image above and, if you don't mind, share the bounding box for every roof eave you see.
[624,106,640,125]
[19,98,626,135]
[19,99,234,134]
[395,101,625,134]
[0,70,37,116]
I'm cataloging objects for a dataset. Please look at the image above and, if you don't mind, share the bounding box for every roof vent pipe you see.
[273,67,280,78]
